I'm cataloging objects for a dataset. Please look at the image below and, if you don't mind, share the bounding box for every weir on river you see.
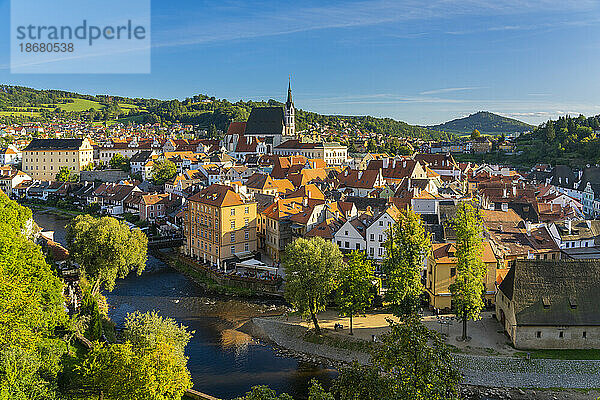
[33,211,336,400]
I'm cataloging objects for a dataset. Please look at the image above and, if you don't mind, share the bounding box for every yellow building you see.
[426,242,498,310]
[184,184,257,268]
[22,138,94,181]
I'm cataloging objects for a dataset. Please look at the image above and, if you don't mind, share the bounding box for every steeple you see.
[286,77,293,106]
[284,77,295,137]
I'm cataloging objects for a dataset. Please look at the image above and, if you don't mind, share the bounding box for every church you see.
[224,81,297,155]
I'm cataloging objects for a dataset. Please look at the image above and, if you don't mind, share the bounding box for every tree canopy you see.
[109,153,130,172]
[336,251,375,334]
[151,159,177,184]
[383,207,431,317]
[449,200,487,341]
[67,214,148,293]
[284,237,343,335]
[56,166,76,182]
[0,191,67,399]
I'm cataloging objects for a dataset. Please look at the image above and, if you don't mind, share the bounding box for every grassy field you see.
[515,349,600,360]
[58,98,105,112]
[0,110,42,116]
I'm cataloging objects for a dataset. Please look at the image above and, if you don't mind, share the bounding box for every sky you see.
[1,0,600,125]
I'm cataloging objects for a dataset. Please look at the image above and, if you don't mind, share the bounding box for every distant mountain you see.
[426,111,534,135]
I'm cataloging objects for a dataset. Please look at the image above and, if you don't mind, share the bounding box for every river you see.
[33,211,336,399]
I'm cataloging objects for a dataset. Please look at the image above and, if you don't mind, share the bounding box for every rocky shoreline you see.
[247,317,600,400]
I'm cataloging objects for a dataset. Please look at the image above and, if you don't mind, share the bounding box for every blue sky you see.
[2,0,600,125]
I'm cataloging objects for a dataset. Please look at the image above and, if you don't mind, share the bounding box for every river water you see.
[33,211,336,399]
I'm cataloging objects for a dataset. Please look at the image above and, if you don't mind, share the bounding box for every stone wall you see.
[80,169,129,183]
[514,325,600,349]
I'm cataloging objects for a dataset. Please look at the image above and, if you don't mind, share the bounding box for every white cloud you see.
[152,0,598,48]
[419,87,485,95]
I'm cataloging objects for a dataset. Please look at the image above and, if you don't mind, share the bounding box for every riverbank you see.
[154,250,286,300]
[250,317,600,399]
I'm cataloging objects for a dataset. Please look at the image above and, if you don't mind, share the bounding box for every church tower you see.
[284,78,295,137]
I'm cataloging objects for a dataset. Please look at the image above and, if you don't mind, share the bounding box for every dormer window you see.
[542,296,550,309]
[569,297,578,309]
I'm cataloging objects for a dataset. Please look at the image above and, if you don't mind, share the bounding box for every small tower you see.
[284,78,295,137]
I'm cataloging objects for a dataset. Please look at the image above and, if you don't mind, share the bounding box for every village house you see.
[426,242,498,310]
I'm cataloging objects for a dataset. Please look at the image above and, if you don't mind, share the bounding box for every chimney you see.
[403,160,406,168]
[383,158,389,169]
[358,171,363,179]
[512,186,517,197]
[498,224,503,232]
[567,219,572,235]
[303,197,308,206]
[526,221,532,236]
[503,187,507,198]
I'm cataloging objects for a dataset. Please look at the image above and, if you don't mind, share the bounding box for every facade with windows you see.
[22,138,94,181]
[426,242,498,310]
[184,184,257,268]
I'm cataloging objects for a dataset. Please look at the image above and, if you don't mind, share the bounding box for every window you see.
[379,235,383,242]
[245,242,249,251]
[379,221,383,226]
[583,331,587,338]
[345,241,349,248]
[245,218,249,227]
[559,331,564,338]
[356,243,360,250]
[230,220,235,230]
[370,234,374,241]
[245,206,249,214]
[345,230,348,235]
[450,267,456,277]
[230,232,235,242]
[337,240,341,246]
[536,331,542,338]
[370,247,374,256]
[244,230,249,240]
[231,245,235,254]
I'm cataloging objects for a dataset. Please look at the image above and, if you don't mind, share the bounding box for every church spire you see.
[286,76,293,106]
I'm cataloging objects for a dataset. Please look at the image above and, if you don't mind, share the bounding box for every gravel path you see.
[252,318,370,365]
[254,318,600,389]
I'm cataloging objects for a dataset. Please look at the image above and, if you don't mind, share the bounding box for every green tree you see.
[284,237,343,335]
[151,159,177,184]
[124,311,192,357]
[79,288,102,341]
[333,362,395,400]
[55,166,73,182]
[0,192,67,399]
[336,251,375,335]
[79,340,192,400]
[67,215,148,294]
[235,386,294,400]
[367,139,377,153]
[545,120,556,142]
[109,153,130,172]
[383,207,431,317]
[449,200,487,341]
[470,129,481,139]
[236,380,331,400]
[370,317,461,400]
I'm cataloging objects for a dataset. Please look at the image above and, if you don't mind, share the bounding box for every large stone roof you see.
[499,259,600,326]
[244,107,284,135]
